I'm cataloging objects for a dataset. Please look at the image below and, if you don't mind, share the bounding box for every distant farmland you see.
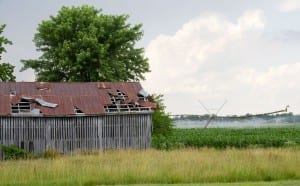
[152,127,300,149]
[173,114,300,128]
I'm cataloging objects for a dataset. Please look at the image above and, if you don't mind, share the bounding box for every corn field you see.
[153,127,300,149]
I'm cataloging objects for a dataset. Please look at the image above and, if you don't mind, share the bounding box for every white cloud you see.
[279,0,300,12]
[143,9,300,115]
[144,9,265,95]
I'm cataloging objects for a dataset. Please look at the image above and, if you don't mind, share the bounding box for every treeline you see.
[172,113,300,123]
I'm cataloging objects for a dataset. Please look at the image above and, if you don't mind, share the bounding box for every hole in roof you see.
[138,89,149,101]
[74,106,84,115]
[10,90,16,96]
[11,99,31,114]
[104,90,151,113]
[37,87,49,91]
[35,82,50,90]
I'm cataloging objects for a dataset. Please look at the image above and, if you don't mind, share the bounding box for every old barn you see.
[0,82,156,156]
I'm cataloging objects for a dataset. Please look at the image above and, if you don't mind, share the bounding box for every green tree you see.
[21,5,150,82]
[152,94,173,137]
[151,94,174,149]
[0,24,15,82]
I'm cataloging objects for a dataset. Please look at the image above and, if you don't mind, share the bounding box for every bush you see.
[151,94,174,137]
[0,145,28,160]
[151,94,174,149]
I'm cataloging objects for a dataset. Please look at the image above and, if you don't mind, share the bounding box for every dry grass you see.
[0,148,300,185]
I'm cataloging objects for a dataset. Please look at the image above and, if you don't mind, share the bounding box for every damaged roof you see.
[0,82,156,116]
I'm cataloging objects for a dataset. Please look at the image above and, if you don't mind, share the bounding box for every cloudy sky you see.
[1,0,300,115]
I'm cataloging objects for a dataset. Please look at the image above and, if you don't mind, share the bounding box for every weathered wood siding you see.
[0,113,152,156]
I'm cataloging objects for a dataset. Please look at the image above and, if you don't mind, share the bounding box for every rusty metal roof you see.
[0,82,156,116]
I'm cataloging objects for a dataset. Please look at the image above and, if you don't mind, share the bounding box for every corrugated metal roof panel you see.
[38,96,74,116]
[73,96,105,115]
[0,82,155,116]
[0,96,11,115]
[139,100,157,109]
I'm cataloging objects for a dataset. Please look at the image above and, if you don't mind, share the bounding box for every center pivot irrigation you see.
[198,100,228,128]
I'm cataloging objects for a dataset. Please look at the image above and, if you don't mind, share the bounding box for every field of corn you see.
[152,127,300,149]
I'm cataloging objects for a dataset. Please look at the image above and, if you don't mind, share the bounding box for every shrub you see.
[151,94,174,137]
[0,144,28,160]
[150,94,174,149]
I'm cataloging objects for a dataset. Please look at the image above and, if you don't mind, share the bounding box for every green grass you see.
[0,148,300,185]
[1,127,300,185]
[153,127,300,149]
[117,180,300,185]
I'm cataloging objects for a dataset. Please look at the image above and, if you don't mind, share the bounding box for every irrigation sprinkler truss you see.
[198,100,228,129]
[198,100,289,129]
[243,105,290,117]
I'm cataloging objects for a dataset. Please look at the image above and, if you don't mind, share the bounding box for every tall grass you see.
[0,148,300,185]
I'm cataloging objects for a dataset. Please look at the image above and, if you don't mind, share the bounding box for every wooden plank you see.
[0,113,153,157]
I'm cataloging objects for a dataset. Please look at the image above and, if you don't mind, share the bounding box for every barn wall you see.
[0,113,152,157]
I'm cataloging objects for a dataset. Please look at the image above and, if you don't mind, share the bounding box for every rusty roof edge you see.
[2,111,153,118]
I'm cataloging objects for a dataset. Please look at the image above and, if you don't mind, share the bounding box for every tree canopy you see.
[0,24,15,82]
[21,5,150,82]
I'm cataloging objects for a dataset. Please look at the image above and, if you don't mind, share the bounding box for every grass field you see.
[0,148,300,186]
[119,180,300,186]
